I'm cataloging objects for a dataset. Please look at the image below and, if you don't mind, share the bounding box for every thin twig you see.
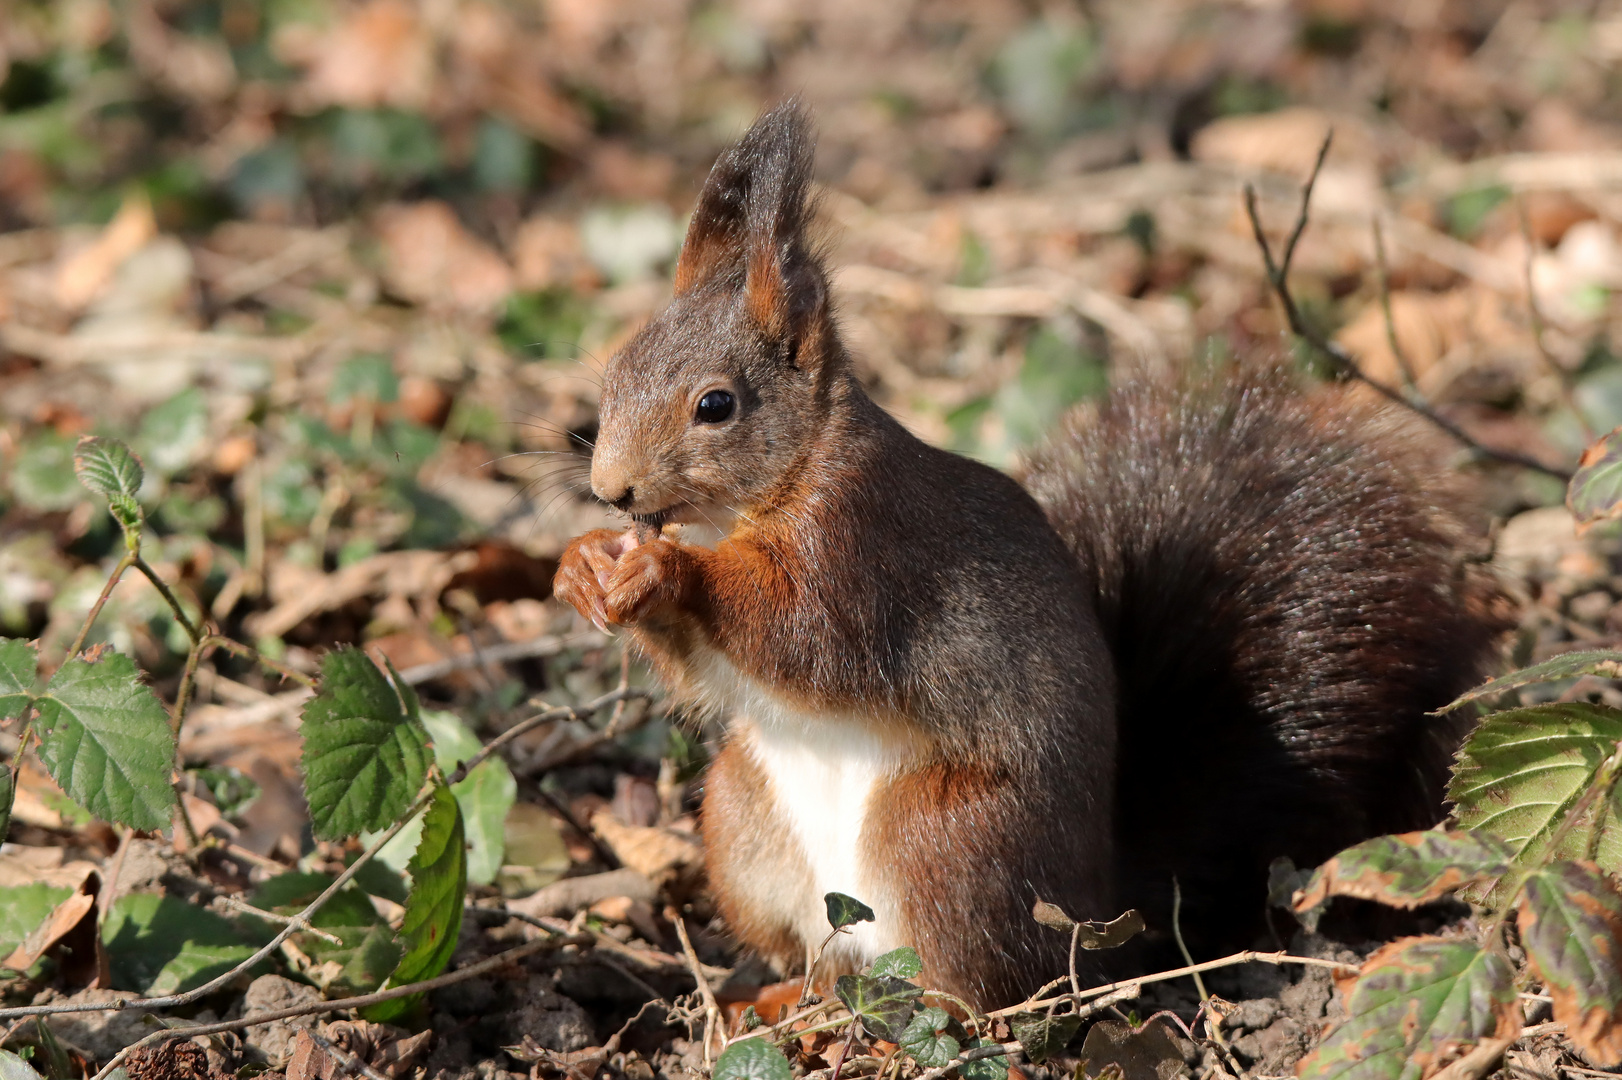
[304,1026,390,1080]
[985,950,1360,1019]
[216,896,344,945]
[669,906,724,1068]
[132,555,203,645]
[449,685,650,786]
[66,552,136,659]
[1245,133,1573,481]
[913,1040,1022,1080]
[0,781,437,1023]
[1371,216,1421,394]
[88,936,561,1080]
[206,635,317,689]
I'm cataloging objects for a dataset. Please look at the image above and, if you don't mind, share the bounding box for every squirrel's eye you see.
[695,390,735,424]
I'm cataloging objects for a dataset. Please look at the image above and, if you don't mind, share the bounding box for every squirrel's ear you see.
[674,100,823,338]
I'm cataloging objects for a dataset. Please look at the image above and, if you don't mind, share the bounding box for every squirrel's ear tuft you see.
[674,99,823,337]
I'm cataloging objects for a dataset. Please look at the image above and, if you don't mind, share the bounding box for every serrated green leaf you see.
[870,945,923,979]
[960,1039,1009,1080]
[1517,862,1622,1066]
[835,973,922,1043]
[712,1037,793,1080]
[825,892,875,931]
[33,650,177,831]
[420,709,513,886]
[361,784,466,1022]
[1449,704,1622,882]
[0,1049,45,1080]
[300,647,431,840]
[102,893,261,995]
[1441,651,1622,712]
[900,1007,961,1067]
[108,492,142,532]
[1296,937,1520,1080]
[0,884,72,969]
[1012,1012,1081,1064]
[1571,427,1622,529]
[73,437,144,501]
[0,638,36,722]
[1292,830,1512,929]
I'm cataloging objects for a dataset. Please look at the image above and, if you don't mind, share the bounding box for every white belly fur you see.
[692,648,914,969]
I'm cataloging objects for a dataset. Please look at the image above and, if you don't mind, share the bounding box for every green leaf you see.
[0,638,36,722]
[1571,427,1622,530]
[1292,830,1512,929]
[33,650,177,831]
[1449,703,1622,880]
[1296,937,1521,1080]
[0,1049,45,1080]
[1441,651,1622,712]
[712,1038,793,1080]
[834,973,922,1043]
[136,388,209,476]
[73,437,144,503]
[1011,1012,1081,1064]
[825,892,875,931]
[102,894,260,995]
[1516,861,1622,1066]
[361,783,466,1022]
[870,945,923,979]
[300,647,432,840]
[10,431,82,512]
[960,1039,1009,1080]
[420,709,514,886]
[900,1007,962,1068]
[0,884,72,968]
[245,872,401,993]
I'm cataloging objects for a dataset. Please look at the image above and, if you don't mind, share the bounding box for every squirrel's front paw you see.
[554,528,636,631]
[605,539,694,625]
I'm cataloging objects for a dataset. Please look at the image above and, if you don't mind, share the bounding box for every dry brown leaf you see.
[590,810,703,893]
[375,201,514,315]
[54,191,157,312]
[1190,107,1376,178]
[279,0,434,111]
[1335,286,1529,392]
[513,215,599,292]
[2,877,97,972]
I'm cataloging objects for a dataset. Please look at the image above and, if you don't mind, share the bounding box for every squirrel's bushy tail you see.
[1020,365,1511,948]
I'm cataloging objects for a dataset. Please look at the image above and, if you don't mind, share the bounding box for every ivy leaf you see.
[33,650,177,831]
[1012,1012,1082,1064]
[712,1038,792,1080]
[835,973,922,1043]
[0,638,36,722]
[1449,704,1622,885]
[1517,861,1622,1066]
[1571,427,1622,531]
[102,894,261,995]
[870,946,922,979]
[1296,937,1521,1080]
[1441,651,1622,712]
[825,892,875,931]
[900,1007,961,1068]
[1292,831,1512,930]
[960,1039,1009,1080]
[361,784,466,1022]
[301,647,431,840]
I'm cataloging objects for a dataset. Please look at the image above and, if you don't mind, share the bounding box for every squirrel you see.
[551,101,1509,1009]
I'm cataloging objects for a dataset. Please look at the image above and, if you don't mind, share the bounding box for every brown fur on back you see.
[1020,367,1510,950]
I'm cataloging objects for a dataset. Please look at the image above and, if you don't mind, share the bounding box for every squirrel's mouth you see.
[631,506,674,529]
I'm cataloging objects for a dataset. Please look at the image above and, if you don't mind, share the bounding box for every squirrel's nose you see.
[594,481,635,511]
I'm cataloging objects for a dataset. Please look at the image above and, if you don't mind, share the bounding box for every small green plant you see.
[0,435,530,1045]
[1282,437,1622,1080]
